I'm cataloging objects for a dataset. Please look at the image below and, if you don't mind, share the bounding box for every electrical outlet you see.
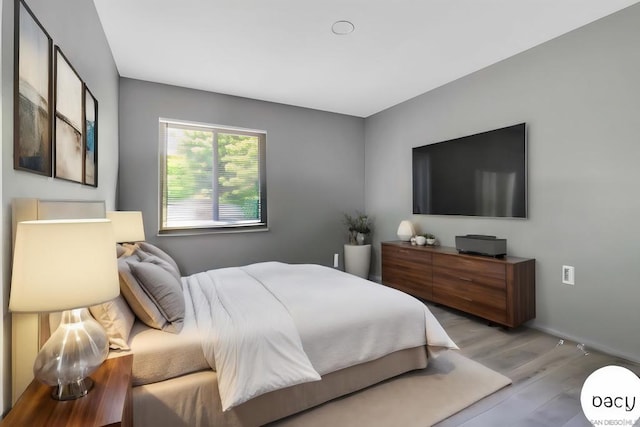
[562,265,575,285]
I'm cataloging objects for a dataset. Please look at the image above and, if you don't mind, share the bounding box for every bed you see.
[11,198,457,427]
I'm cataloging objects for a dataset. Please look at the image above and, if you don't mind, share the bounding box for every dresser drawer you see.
[432,287,507,324]
[433,268,506,308]
[432,264,505,290]
[383,245,433,265]
[382,264,433,300]
[433,253,505,282]
[432,272,507,324]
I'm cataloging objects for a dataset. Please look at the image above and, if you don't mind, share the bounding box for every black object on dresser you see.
[455,234,507,257]
[381,241,535,328]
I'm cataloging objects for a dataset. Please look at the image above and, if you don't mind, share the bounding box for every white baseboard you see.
[530,324,640,365]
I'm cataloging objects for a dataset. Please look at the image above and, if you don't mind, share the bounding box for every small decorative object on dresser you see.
[396,220,415,241]
[424,233,437,245]
[381,241,535,328]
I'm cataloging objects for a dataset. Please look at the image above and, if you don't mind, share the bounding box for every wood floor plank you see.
[525,392,585,426]
[505,341,584,385]
[428,303,640,427]
[562,412,593,427]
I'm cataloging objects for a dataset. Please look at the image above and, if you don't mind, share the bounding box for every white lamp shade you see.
[106,211,145,243]
[397,220,416,241]
[9,219,119,313]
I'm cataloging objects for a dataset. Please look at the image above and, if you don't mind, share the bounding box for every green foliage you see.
[343,212,373,244]
[167,130,213,200]
[218,133,259,209]
[166,129,260,219]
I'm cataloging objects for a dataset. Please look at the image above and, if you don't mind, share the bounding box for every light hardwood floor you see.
[428,303,640,427]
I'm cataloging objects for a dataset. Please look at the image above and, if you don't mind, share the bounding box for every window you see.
[159,119,267,233]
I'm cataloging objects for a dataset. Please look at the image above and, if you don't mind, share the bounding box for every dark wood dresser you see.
[381,241,535,328]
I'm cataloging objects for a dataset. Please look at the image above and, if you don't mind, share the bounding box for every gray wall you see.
[118,78,365,275]
[0,0,119,412]
[365,5,640,362]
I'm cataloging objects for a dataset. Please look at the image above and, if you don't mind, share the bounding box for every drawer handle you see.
[461,296,473,302]
[458,276,473,282]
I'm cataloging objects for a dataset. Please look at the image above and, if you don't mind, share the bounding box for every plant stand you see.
[344,244,371,279]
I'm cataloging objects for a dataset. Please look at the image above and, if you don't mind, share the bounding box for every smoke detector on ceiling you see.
[331,20,355,35]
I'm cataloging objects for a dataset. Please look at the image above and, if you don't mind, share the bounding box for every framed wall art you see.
[14,0,53,176]
[54,46,84,183]
[84,85,98,187]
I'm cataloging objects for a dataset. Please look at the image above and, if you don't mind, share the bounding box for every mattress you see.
[111,278,209,386]
[124,320,209,386]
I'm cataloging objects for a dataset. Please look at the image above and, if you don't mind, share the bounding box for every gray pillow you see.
[118,257,168,331]
[139,253,181,283]
[138,242,181,276]
[128,260,185,333]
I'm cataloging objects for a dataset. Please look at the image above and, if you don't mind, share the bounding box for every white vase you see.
[397,220,415,241]
[344,244,371,279]
[356,232,366,245]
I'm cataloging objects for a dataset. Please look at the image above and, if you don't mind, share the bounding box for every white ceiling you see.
[93,0,639,118]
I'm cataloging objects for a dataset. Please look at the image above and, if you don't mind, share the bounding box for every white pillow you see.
[90,295,135,350]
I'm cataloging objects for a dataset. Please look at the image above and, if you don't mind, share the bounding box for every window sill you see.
[157,225,269,237]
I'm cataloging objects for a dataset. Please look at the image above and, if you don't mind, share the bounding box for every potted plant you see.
[343,212,373,279]
[423,233,436,246]
[343,212,372,245]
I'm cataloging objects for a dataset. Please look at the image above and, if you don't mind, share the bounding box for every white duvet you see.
[185,262,457,411]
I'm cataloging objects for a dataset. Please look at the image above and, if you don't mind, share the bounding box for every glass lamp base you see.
[51,377,94,401]
[33,308,108,400]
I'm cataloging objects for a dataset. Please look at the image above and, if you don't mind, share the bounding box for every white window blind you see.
[159,120,267,233]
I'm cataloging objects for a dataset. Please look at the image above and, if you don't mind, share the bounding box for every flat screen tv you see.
[412,123,527,218]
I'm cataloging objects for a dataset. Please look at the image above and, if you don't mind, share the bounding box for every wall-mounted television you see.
[412,123,527,218]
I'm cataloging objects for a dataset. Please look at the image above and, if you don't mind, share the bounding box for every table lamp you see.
[397,220,416,241]
[9,219,119,400]
[106,211,145,243]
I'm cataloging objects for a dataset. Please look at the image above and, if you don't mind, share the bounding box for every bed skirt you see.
[132,345,428,427]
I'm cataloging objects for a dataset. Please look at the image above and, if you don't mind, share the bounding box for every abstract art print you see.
[14,0,53,176]
[54,47,84,183]
[84,86,98,187]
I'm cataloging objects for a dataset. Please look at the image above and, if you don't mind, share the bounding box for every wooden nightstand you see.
[1,354,133,427]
